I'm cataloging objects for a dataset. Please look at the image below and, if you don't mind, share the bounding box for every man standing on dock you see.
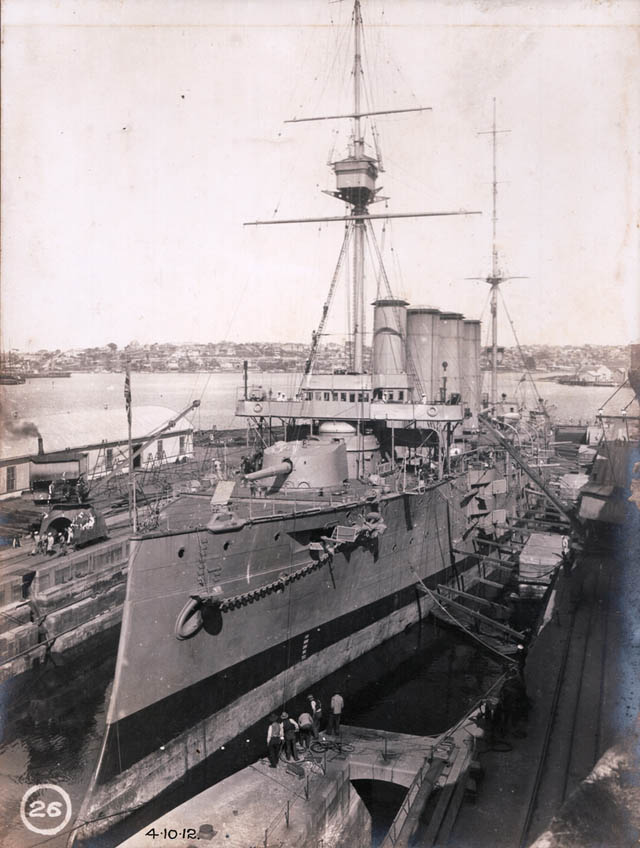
[327,692,344,737]
[297,709,313,749]
[307,695,322,738]
[266,713,282,768]
[280,713,299,761]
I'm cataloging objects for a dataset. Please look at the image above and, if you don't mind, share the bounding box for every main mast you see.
[344,0,369,373]
[246,0,480,380]
[352,0,365,372]
[488,98,503,408]
[470,99,525,409]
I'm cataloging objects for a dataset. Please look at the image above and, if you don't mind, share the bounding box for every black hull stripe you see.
[96,560,465,784]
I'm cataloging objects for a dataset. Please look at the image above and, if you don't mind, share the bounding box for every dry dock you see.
[450,536,640,847]
[95,532,640,848]
[118,719,485,848]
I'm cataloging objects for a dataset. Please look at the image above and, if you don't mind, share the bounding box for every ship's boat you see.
[73,2,524,842]
[0,372,26,384]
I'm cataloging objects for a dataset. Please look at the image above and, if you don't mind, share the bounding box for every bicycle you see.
[309,737,355,755]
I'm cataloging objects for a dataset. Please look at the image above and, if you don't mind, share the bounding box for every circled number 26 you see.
[20,785,72,836]
[28,799,64,818]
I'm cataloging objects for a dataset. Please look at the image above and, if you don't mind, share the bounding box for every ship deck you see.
[140,472,446,535]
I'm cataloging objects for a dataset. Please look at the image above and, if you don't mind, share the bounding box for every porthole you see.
[223,541,231,551]
[274,532,280,541]
[178,547,185,558]
[392,544,398,552]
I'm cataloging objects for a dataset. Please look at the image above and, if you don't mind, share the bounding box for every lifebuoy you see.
[427,406,438,417]
[253,403,263,413]
[175,597,203,640]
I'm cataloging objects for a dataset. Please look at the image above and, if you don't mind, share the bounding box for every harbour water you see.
[1,370,635,440]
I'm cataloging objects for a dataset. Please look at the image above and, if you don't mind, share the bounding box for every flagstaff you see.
[124,361,137,532]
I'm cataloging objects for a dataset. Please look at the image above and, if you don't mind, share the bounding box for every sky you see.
[1,0,639,353]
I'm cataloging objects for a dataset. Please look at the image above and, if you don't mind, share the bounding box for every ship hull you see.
[75,470,515,843]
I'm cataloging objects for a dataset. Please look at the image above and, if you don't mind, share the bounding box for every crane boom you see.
[479,413,583,536]
[91,400,201,493]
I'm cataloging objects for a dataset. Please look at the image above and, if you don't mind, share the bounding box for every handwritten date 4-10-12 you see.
[145,828,199,840]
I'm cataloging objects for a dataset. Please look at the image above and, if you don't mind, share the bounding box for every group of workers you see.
[266,692,344,768]
[30,524,74,557]
[48,474,89,503]
[239,452,264,476]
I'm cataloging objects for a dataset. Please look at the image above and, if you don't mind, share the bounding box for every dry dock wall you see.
[0,537,129,683]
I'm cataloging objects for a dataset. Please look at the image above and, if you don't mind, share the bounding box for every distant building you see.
[0,406,194,499]
[579,365,614,383]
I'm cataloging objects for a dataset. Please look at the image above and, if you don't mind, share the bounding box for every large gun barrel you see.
[244,459,293,482]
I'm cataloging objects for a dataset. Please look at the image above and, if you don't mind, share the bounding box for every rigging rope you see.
[364,218,422,387]
[300,222,353,388]
[497,288,546,414]
[599,376,630,412]
[410,568,517,664]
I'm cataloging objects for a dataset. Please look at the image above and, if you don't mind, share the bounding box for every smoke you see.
[4,419,41,438]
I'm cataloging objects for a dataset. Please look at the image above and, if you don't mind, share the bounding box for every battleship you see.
[72,2,548,843]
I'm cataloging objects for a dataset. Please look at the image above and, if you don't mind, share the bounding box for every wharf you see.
[119,721,484,848]
[450,536,640,847]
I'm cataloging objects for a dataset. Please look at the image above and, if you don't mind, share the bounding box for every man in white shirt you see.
[297,710,313,749]
[328,692,344,736]
[266,713,283,768]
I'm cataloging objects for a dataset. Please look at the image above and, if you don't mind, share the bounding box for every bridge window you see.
[315,392,322,401]
[105,448,113,470]
[324,392,330,401]
[349,393,356,402]
[5,465,16,492]
[364,392,370,402]
[341,392,347,402]
[179,435,186,454]
[332,392,338,401]
[398,390,404,401]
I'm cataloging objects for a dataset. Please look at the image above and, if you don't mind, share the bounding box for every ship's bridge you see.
[235,372,465,427]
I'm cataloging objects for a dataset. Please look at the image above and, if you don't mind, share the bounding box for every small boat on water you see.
[0,372,25,384]
[22,370,72,378]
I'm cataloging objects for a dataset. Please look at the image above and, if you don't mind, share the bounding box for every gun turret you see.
[244,458,293,482]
